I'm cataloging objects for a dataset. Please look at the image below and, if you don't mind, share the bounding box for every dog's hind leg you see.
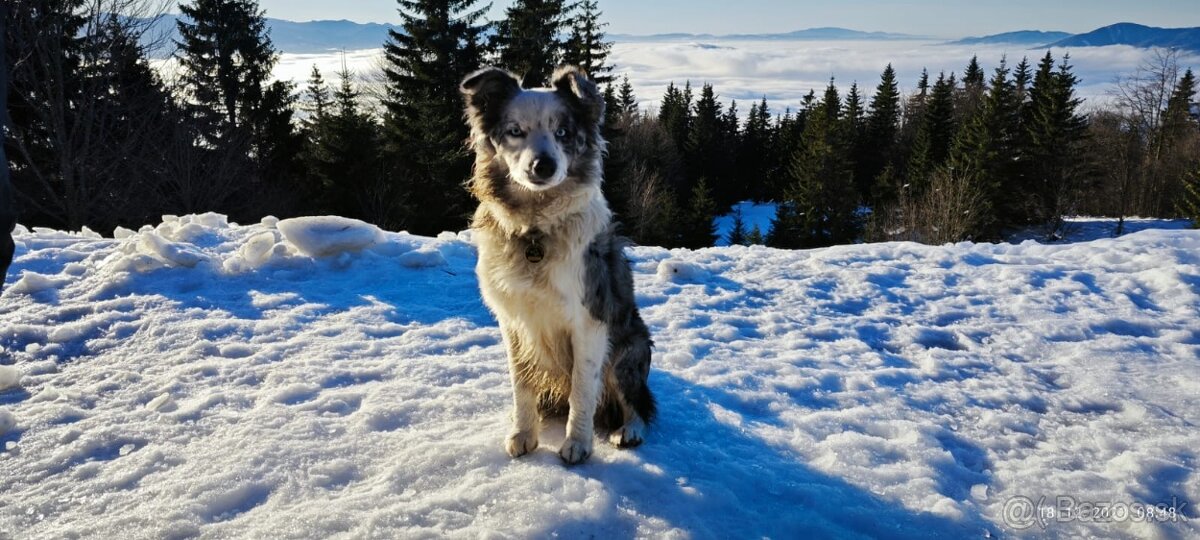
[607,324,656,449]
[502,327,541,458]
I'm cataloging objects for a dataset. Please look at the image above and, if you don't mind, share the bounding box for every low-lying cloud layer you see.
[267,39,1199,117]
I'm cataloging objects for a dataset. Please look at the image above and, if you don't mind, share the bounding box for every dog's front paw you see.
[505,431,539,458]
[558,436,593,465]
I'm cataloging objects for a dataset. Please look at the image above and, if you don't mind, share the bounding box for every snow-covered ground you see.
[2,214,1199,538]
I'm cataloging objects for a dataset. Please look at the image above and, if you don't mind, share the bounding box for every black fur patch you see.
[461,68,522,134]
[584,227,657,427]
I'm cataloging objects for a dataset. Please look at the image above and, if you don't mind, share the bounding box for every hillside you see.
[1,215,1198,538]
[1046,22,1200,52]
[948,30,1072,46]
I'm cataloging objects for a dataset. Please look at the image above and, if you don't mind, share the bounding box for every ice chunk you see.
[113,226,136,239]
[8,271,70,295]
[240,231,280,268]
[0,410,15,435]
[138,232,205,268]
[146,393,178,413]
[0,365,21,390]
[277,216,384,258]
[399,248,447,269]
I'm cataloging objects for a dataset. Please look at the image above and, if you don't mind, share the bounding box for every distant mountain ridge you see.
[948,30,1073,46]
[134,16,1200,56]
[1044,23,1200,52]
[138,14,398,56]
[611,27,922,42]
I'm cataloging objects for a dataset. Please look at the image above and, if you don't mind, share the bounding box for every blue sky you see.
[254,0,1200,37]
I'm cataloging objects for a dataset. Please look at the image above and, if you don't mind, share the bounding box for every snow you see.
[276,216,385,258]
[1,214,1199,538]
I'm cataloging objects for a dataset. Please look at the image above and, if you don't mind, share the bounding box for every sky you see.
[253,0,1200,38]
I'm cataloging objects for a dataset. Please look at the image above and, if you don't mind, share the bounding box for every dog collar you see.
[522,229,545,263]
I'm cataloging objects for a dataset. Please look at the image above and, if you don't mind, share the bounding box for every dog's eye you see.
[555,127,568,138]
[507,126,525,138]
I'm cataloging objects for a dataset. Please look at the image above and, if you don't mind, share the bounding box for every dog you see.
[460,66,656,465]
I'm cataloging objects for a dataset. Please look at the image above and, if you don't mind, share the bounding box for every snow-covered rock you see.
[0,213,1197,539]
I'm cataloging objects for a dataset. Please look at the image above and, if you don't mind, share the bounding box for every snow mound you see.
[137,232,206,268]
[277,216,384,258]
[656,258,708,283]
[7,272,70,295]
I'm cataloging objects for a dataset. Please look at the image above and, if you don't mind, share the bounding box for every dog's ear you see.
[461,67,522,131]
[552,66,605,127]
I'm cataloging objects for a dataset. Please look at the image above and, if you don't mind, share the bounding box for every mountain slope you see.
[949,30,1073,46]
[138,15,398,56]
[611,27,920,42]
[1,214,1198,538]
[1045,22,1200,51]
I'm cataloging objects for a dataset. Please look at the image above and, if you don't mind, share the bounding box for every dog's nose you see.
[532,157,557,180]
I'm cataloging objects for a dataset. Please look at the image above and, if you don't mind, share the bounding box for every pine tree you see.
[177,0,283,135]
[685,83,733,206]
[561,0,613,84]
[658,81,693,151]
[726,207,749,246]
[303,65,331,125]
[382,0,488,234]
[176,0,300,214]
[738,97,773,201]
[1162,68,1197,149]
[907,72,957,192]
[747,224,764,245]
[681,178,719,248]
[771,79,859,248]
[843,82,867,202]
[495,0,569,88]
[1178,165,1200,228]
[1023,52,1088,233]
[863,64,902,205]
[950,58,1021,238]
[960,55,986,118]
[617,75,637,114]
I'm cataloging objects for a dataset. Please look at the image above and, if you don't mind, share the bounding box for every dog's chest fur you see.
[473,191,611,384]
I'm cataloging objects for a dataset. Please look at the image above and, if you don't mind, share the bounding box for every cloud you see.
[251,39,1200,118]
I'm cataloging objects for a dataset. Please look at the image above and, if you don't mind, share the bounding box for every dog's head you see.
[461,66,605,194]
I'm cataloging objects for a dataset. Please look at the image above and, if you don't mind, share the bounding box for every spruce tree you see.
[843,82,867,201]
[739,98,773,201]
[382,0,488,233]
[747,224,764,245]
[950,58,1021,238]
[862,65,902,200]
[907,72,957,192]
[561,0,613,84]
[176,0,299,214]
[303,65,331,125]
[1178,165,1200,228]
[681,178,719,248]
[1023,52,1087,233]
[1162,68,1197,149]
[617,75,637,114]
[495,0,569,88]
[726,207,749,246]
[772,80,859,248]
[658,81,693,152]
[685,83,733,206]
